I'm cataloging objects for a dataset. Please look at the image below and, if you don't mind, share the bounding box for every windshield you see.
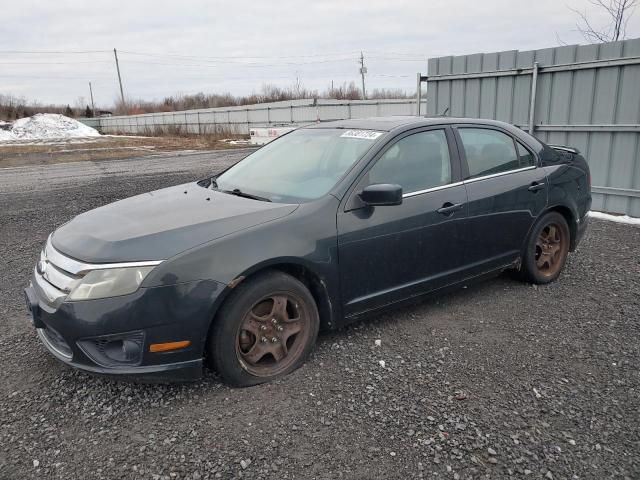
[214,128,381,203]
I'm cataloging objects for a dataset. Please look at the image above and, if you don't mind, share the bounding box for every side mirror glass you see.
[360,183,403,206]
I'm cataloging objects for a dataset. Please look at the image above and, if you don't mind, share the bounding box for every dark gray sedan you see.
[25,117,591,386]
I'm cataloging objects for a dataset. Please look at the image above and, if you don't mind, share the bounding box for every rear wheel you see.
[208,271,319,387]
[519,212,570,284]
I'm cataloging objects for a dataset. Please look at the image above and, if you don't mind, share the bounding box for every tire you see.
[208,270,320,387]
[519,212,570,284]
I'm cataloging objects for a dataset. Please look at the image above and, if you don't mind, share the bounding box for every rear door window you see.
[458,128,521,178]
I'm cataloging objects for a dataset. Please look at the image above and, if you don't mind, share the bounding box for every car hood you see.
[51,183,298,263]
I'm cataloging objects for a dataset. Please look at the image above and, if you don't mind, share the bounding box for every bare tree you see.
[571,0,639,42]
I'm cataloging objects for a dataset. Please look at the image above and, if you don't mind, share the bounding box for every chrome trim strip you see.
[37,328,73,361]
[42,262,79,293]
[401,165,537,197]
[33,267,67,303]
[403,181,464,198]
[463,166,536,184]
[45,235,163,275]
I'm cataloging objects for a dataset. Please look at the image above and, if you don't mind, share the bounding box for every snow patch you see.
[589,211,640,226]
[12,114,100,139]
[0,114,100,141]
[221,138,252,146]
[0,129,14,141]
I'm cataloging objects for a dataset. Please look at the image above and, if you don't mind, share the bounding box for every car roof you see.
[304,116,519,132]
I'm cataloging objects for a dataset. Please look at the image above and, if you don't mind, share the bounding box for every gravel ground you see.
[1,152,639,480]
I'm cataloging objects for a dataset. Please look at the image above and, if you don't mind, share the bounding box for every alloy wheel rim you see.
[535,222,565,277]
[236,293,309,377]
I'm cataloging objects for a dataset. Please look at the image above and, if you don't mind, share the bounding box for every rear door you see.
[454,125,547,273]
[337,127,468,317]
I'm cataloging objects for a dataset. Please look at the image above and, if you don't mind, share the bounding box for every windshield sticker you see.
[340,130,383,140]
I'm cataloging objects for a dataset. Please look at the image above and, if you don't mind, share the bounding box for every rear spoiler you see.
[549,144,580,155]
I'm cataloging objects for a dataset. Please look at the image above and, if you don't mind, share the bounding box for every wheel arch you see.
[519,204,578,265]
[206,259,337,342]
[543,204,578,251]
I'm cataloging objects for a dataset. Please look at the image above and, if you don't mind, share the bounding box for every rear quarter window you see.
[516,141,535,168]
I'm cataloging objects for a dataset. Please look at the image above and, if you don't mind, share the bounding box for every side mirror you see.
[360,183,403,206]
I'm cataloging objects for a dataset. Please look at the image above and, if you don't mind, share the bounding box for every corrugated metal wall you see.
[426,38,640,216]
[83,98,426,137]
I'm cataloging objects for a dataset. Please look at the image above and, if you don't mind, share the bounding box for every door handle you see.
[437,202,463,215]
[528,182,546,192]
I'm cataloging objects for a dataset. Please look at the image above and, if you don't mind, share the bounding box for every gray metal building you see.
[425,38,640,216]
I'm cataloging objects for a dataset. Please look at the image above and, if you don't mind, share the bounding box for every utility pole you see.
[113,48,125,107]
[359,51,367,100]
[88,82,96,117]
[416,73,422,116]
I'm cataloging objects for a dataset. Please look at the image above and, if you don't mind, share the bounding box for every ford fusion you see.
[25,117,591,386]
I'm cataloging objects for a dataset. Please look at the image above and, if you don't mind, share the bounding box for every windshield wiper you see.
[222,188,272,202]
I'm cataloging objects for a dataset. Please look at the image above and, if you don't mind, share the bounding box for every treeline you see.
[116,82,412,115]
[2,82,413,120]
[0,94,81,121]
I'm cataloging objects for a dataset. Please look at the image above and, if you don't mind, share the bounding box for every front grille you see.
[37,247,81,293]
[33,237,85,303]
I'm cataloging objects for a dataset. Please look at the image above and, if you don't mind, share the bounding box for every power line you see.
[119,49,365,60]
[116,55,359,67]
[0,48,428,61]
[0,61,112,65]
[371,74,414,78]
[0,50,110,54]
[0,74,113,79]
[367,57,426,62]
[0,47,424,103]
[117,51,427,64]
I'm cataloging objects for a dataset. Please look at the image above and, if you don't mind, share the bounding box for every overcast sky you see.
[2,0,639,107]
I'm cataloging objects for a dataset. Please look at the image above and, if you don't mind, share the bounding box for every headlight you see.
[68,266,155,301]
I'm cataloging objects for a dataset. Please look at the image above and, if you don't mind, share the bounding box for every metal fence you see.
[424,37,640,217]
[81,98,426,136]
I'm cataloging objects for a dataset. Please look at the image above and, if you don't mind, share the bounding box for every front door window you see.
[368,129,451,194]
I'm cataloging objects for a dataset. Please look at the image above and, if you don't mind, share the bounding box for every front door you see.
[337,127,468,318]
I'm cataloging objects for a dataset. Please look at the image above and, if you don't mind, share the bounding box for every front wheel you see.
[208,271,319,387]
[519,212,570,284]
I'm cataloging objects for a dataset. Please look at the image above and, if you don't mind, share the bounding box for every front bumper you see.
[25,275,225,382]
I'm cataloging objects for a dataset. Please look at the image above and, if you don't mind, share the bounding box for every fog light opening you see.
[77,331,145,367]
[104,339,142,363]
